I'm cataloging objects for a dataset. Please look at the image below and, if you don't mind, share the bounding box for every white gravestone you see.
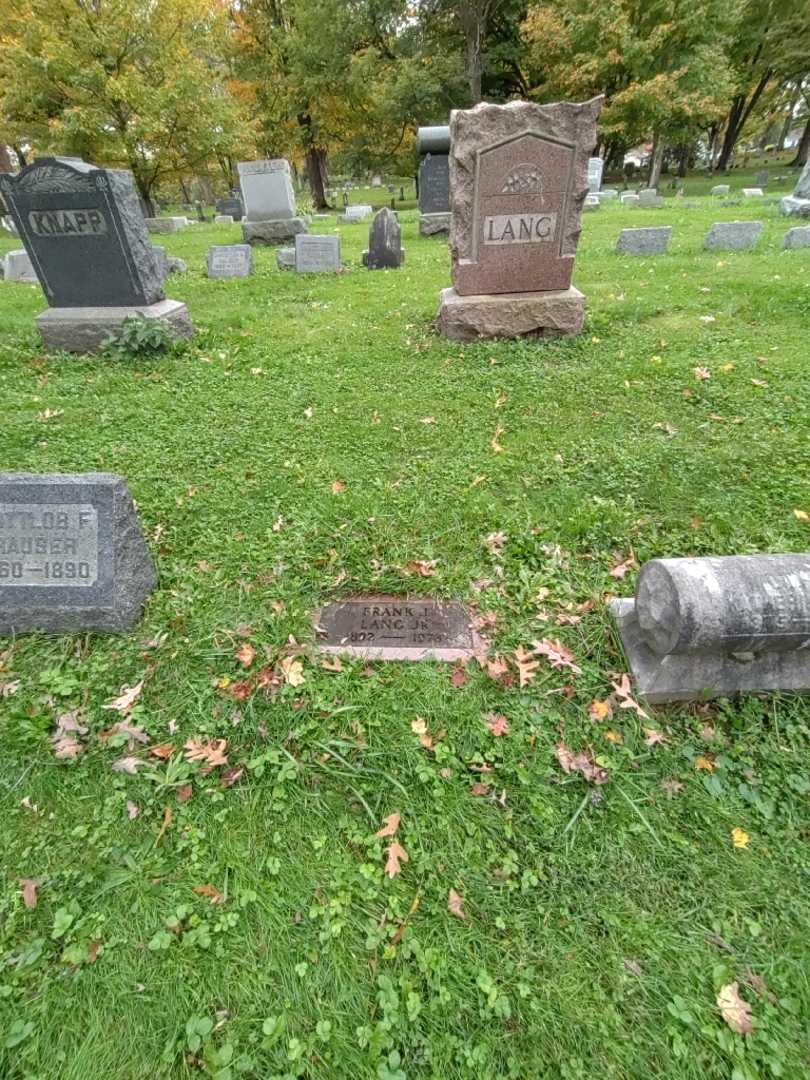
[238,159,296,222]
[587,157,604,193]
[295,234,341,273]
[3,250,38,283]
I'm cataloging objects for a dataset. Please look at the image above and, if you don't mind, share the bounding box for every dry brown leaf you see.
[331,480,347,494]
[490,424,505,453]
[111,755,151,774]
[176,784,193,803]
[375,812,401,839]
[280,656,305,687]
[483,531,507,555]
[662,778,685,797]
[0,679,21,698]
[533,638,582,675]
[644,728,667,747]
[126,800,140,819]
[53,734,85,759]
[609,551,638,580]
[321,656,343,672]
[448,888,466,920]
[19,878,38,909]
[716,982,753,1035]
[470,782,491,796]
[555,741,609,785]
[411,717,428,736]
[589,699,612,723]
[404,559,437,577]
[154,805,173,847]
[694,366,711,381]
[221,766,245,788]
[610,673,649,719]
[235,643,256,668]
[100,720,149,747]
[102,681,144,715]
[193,883,225,904]
[486,713,510,737]
[485,656,510,682]
[450,667,468,688]
[694,755,715,772]
[148,742,176,759]
[513,645,540,687]
[384,840,409,877]
[184,737,228,768]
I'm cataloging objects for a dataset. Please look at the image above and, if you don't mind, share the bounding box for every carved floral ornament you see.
[15,165,95,194]
[502,163,544,195]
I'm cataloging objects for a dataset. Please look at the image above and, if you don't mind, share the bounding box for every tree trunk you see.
[778,85,800,150]
[717,70,771,171]
[457,4,487,105]
[790,115,810,167]
[305,145,329,209]
[13,144,27,168]
[677,146,689,177]
[0,145,13,172]
[648,136,664,188]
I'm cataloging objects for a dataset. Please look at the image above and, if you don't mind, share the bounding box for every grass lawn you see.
[1,195,809,1080]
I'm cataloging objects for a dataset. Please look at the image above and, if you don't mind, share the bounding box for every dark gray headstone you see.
[316,598,481,661]
[0,473,155,634]
[0,158,163,308]
[615,226,672,255]
[610,554,810,702]
[418,154,450,215]
[365,207,403,269]
[216,196,243,219]
[755,169,769,186]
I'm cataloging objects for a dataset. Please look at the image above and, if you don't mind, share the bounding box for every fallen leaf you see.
[611,674,649,719]
[102,681,144,715]
[176,784,193,803]
[448,888,466,920]
[485,655,510,683]
[450,667,468,688]
[694,755,715,772]
[184,738,228,767]
[589,699,612,723]
[196,559,214,572]
[490,425,505,453]
[604,729,623,744]
[19,879,38,909]
[148,742,176,759]
[99,720,149,747]
[716,982,753,1035]
[623,958,643,977]
[404,559,437,577]
[375,812,401,839]
[0,679,21,698]
[126,800,140,819]
[330,480,347,494]
[235,643,256,668]
[470,782,491,796]
[486,713,510,737]
[154,805,173,847]
[609,551,638,579]
[533,638,582,675]
[644,728,667,747]
[280,656,305,687]
[793,509,809,523]
[483,531,507,555]
[513,645,540,687]
[384,840,409,877]
[662,778,684,797]
[750,378,768,388]
[731,827,750,849]
[111,756,151,774]
[694,366,711,380]
[411,717,428,736]
[321,656,343,672]
[221,766,244,788]
[555,741,609,785]
[193,883,225,904]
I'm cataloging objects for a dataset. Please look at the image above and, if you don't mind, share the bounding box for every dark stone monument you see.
[316,598,483,661]
[342,192,349,208]
[362,207,404,269]
[0,473,156,634]
[0,158,193,352]
[399,186,405,201]
[610,554,810,702]
[216,194,243,219]
[417,126,451,235]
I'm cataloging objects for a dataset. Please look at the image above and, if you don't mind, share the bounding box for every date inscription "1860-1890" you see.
[0,503,99,586]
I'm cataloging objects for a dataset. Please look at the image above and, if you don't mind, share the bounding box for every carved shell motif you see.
[502,164,543,195]
[16,165,95,194]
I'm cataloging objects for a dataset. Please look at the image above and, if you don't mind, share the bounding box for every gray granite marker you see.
[711,184,730,197]
[417,125,451,235]
[783,226,810,249]
[239,159,308,244]
[214,214,234,225]
[2,249,39,283]
[781,160,810,217]
[615,226,672,255]
[145,218,181,235]
[704,220,763,251]
[207,244,252,278]
[609,554,810,702]
[295,234,340,272]
[0,473,155,634]
[0,157,193,351]
[276,247,295,270]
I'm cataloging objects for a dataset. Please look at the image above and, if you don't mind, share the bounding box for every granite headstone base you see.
[420,213,452,236]
[780,196,810,218]
[437,285,585,342]
[242,217,307,245]
[0,473,155,634]
[362,248,405,267]
[609,597,810,703]
[36,300,195,353]
[784,226,810,249]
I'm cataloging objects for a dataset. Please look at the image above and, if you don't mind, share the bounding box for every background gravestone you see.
[216,194,243,219]
[417,125,451,236]
[437,96,603,341]
[363,208,404,269]
[704,220,763,251]
[783,226,810,249]
[207,244,253,278]
[239,159,308,244]
[587,156,604,193]
[2,249,39,283]
[0,473,155,634]
[295,234,340,272]
[616,226,672,255]
[0,158,193,352]
[781,160,810,217]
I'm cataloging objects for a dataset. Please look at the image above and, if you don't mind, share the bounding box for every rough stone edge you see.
[242,217,308,245]
[436,285,585,342]
[36,300,195,353]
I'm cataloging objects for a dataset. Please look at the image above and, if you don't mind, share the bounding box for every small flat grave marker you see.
[295,234,340,272]
[207,244,252,278]
[316,598,482,661]
[0,473,155,634]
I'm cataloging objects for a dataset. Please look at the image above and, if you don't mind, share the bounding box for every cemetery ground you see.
[1,195,809,1080]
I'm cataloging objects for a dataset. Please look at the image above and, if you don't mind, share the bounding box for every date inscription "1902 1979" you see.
[0,504,99,585]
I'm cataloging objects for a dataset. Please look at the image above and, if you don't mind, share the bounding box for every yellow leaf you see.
[604,729,623,744]
[588,699,611,722]
[280,656,305,687]
[794,509,810,523]
[694,755,715,772]
[716,982,753,1035]
[731,827,750,849]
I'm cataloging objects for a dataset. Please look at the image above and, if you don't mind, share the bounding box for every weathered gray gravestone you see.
[295,234,340,272]
[316,598,483,662]
[704,220,763,251]
[276,247,295,270]
[437,96,603,342]
[783,226,810,249]
[2,249,39,283]
[216,195,243,219]
[781,160,810,217]
[638,188,664,208]
[417,125,451,235]
[0,158,193,352]
[362,208,404,269]
[214,215,234,225]
[145,218,181,234]
[609,554,810,702]
[615,227,672,255]
[711,184,730,197]
[239,159,307,245]
[0,473,155,634]
[207,244,253,279]
[587,156,604,193]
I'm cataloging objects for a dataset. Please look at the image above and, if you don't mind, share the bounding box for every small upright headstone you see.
[783,226,810,249]
[704,220,763,251]
[0,157,193,352]
[755,169,769,186]
[399,186,405,201]
[294,234,341,272]
[362,208,404,269]
[437,96,603,342]
[781,160,810,217]
[276,247,295,270]
[195,201,207,222]
[207,244,253,279]
[238,159,308,245]
[2,249,39,283]
[587,156,604,193]
[216,195,243,219]
[214,214,234,225]
[0,473,155,634]
[615,226,672,255]
[742,187,764,197]
[145,218,181,235]
[599,188,619,199]
[417,126,451,235]
[342,192,349,208]
[620,192,639,205]
[638,188,664,208]
[711,184,730,197]
[610,554,810,702]
[339,204,373,222]
[371,175,382,187]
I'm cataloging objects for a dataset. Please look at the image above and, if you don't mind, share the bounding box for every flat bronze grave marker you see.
[316,598,482,661]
